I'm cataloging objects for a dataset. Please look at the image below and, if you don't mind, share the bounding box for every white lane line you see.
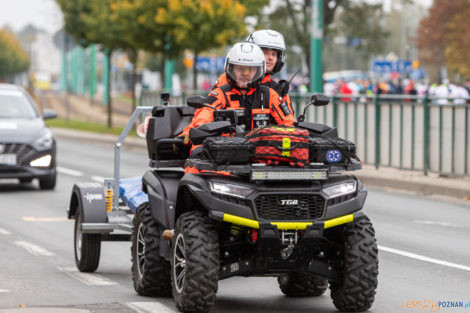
[58,267,118,286]
[0,289,10,293]
[14,241,55,256]
[0,228,11,235]
[379,245,470,272]
[57,166,84,177]
[91,176,105,183]
[127,302,177,313]
[413,220,463,228]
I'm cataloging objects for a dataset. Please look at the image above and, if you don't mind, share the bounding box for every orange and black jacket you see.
[182,83,296,138]
[213,72,294,115]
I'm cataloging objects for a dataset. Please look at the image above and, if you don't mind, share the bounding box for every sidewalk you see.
[51,127,470,203]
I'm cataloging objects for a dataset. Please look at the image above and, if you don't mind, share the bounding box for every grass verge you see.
[45,117,137,137]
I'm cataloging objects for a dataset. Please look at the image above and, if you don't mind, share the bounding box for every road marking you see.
[91,176,105,183]
[14,241,54,256]
[413,220,463,228]
[57,166,84,177]
[127,302,177,313]
[58,267,118,286]
[22,217,68,222]
[0,289,9,293]
[379,245,470,272]
[0,228,11,235]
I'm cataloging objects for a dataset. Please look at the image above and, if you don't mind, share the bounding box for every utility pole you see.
[310,0,323,93]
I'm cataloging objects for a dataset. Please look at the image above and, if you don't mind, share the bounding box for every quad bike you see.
[130,93,379,313]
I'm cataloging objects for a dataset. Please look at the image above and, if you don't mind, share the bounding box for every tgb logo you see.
[280,199,299,206]
[85,193,103,203]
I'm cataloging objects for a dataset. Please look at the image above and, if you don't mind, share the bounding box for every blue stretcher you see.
[119,176,149,213]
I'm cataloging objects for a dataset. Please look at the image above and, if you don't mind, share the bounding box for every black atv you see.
[131,94,378,313]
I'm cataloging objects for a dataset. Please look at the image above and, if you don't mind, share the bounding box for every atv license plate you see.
[0,154,17,166]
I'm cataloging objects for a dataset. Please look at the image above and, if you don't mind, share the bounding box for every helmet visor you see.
[227,63,264,88]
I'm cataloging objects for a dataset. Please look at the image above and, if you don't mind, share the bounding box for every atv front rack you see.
[185,158,362,181]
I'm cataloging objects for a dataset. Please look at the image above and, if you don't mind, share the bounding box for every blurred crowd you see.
[322,76,470,104]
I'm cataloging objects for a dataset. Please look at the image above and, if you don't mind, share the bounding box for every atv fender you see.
[176,173,256,222]
[68,183,107,224]
[143,169,183,229]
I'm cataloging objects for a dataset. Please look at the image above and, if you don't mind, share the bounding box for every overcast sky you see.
[0,0,63,34]
[0,0,433,36]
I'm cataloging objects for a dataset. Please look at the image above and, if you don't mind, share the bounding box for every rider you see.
[213,29,294,115]
[180,42,296,175]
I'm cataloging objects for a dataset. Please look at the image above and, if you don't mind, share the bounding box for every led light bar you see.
[251,169,328,181]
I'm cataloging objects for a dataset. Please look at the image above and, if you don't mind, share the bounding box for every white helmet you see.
[225,42,266,89]
[246,29,286,74]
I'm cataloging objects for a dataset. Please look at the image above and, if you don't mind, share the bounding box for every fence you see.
[141,90,470,177]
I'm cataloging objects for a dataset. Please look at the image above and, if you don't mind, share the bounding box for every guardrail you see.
[141,90,470,177]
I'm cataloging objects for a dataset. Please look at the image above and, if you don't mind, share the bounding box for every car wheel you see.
[39,171,56,190]
[172,211,219,313]
[74,208,101,272]
[131,202,171,297]
[330,215,379,312]
[278,273,328,297]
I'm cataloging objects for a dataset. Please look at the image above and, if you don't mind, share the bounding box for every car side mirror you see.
[42,108,57,120]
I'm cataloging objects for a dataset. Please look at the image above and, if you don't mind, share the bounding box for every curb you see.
[51,127,470,201]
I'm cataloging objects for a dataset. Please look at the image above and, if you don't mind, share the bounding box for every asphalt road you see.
[0,137,469,313]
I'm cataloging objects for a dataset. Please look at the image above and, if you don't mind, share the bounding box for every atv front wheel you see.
[278,273,328,297]
[330,216,379,312]
[171,211,219,313]
[131,202,171,297]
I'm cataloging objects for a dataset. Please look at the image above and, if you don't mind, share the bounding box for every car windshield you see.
[0,90,38,119]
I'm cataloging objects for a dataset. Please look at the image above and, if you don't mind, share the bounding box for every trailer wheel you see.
[74,207,101,272]
[172,211,219,313]
[131,202,171,297]
[278,273,328,297]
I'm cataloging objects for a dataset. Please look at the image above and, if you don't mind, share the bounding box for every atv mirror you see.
[297,94,330,122]
[186,96,214,110]
[311,94,330,106]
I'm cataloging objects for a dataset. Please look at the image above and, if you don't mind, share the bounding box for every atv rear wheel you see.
[171,211,219,313]
[131,202,171,297]
[330,216,379,312]
[278,273,328,297]
[74,208,101,272]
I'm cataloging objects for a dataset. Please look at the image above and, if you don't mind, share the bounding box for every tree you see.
[417,0,468,82]
[445,4,470,80]
[109,0,178,91]
[0,28,30,80]
[57,0,141,127]
[260,0,387,77]
[154,0,254,89]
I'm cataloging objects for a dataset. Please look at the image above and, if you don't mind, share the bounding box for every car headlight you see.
[33,129,53,150]
[209,182,253,199]
[30,155,52,167]
[322,181,357,198]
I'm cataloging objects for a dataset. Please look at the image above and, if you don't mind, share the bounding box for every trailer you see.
[67,106,153,272]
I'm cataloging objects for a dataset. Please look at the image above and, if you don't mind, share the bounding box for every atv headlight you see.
[322,181,357,199]
[209,182,252,199]
[33,129,53,150]
[30,155,52,167]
